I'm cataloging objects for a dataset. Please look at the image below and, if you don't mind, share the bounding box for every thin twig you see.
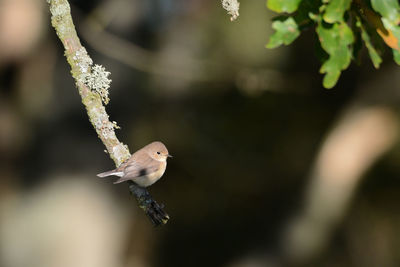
[47,0,169,226]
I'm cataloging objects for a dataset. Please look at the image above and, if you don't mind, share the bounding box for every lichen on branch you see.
[47,0,169,226]
[221,0,240,21]
[48,0,127,165]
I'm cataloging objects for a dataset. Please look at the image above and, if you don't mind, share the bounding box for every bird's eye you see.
[157,152,161,155]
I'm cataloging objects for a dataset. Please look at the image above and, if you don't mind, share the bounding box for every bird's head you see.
[146,141,172,161]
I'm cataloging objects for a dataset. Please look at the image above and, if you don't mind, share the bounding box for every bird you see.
[97,141,172,187]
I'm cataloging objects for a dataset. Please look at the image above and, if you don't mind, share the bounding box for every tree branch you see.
[47,0,169,226]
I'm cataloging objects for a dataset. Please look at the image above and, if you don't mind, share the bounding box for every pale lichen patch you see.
[57,24,69,38]
[73,47,93,74]
[221,0,240,21]
[72,48,111,105]
[93,116,104,130]
[91,107,120,140]
[112,121,120,129]
[82,64,112,105]
[113,143,130,166]
[49,1,70,18]
[101,121,117,139]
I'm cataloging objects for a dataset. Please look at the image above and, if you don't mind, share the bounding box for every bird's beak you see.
[167,154,173,158]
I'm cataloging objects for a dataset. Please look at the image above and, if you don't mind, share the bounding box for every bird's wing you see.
[123,155,160,179]
[115,149,146,172]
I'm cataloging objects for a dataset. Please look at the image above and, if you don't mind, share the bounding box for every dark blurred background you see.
[1,1,400,267]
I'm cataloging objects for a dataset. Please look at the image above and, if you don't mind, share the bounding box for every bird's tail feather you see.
[113,177,128,184]
[96,170,124,178]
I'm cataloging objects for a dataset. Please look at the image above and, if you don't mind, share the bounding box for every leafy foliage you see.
[317,22,354,88]
[266,0,400,88]
[323,0,351,23]
[356,17,382,68]
[266,17,300,48]
[267,0,302,13]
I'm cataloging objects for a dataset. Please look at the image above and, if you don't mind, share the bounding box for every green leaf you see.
[381,18,400,49]
[323,0,351,23]
[317,22,354,88]
[393,49,400,65]
[267,0,303,13]
[371,0,400,23]
[356,18,382,68]
[266,17,300,48]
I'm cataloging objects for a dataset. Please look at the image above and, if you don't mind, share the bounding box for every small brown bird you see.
[97,141,171,187]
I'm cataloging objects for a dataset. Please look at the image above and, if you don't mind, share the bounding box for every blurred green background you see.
[1,1,400,267]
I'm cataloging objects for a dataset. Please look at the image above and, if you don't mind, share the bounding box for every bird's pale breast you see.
[132,161,167,187]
